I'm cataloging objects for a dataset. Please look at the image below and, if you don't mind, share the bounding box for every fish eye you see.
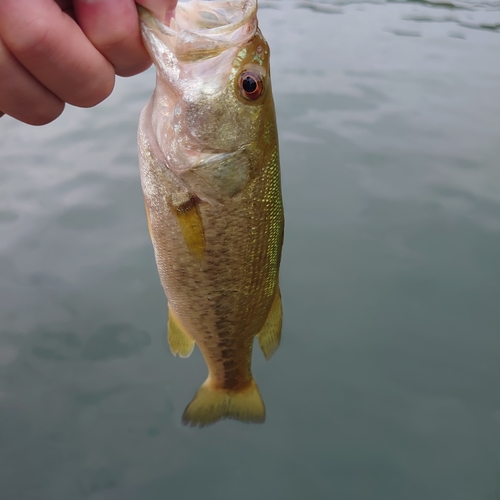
[238,71,264,101]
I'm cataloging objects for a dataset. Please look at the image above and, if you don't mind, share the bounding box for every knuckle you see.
[11,18,54,59]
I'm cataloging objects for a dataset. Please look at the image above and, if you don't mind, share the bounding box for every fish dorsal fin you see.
[171,198,205,263]
[257,287,283,360]
[168,305,195,358]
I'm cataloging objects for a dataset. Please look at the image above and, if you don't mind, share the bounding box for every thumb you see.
[136,0,177,23]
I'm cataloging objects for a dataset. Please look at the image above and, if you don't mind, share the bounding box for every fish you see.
[137,0,284,427]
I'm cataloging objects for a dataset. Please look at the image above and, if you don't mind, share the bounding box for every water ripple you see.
[82,324,151,361]
[260,0,500,32]
[260,0,500,9]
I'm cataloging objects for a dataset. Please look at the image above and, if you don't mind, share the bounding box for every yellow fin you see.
[182,378,265,427]
[167,306,195,358]
[257,287,283,360]
[172,199,205,263]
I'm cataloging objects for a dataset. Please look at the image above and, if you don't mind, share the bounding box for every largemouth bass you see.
[137,0,284,427]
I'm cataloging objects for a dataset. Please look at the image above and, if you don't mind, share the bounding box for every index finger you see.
[0,0,114,108]
[73,0,151,77]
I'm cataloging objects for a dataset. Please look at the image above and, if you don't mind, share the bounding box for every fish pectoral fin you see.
[182,378,265,427]
[257,287,283,360]
[171,198,205,263]
[167,306,195,358]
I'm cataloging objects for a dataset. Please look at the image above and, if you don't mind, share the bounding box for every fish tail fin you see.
[182,378,265,427]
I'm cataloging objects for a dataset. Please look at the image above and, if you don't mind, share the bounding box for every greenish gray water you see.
[1,1,500,498]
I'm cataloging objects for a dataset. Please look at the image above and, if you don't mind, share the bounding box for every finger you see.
[55,0,72,9]
[0,0,115,108]
[137,0,178,23]
[0,39,64,125]
[55,0,76,19]
[73,0,152,77]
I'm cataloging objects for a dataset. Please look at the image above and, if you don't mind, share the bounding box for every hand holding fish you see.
[0,0,177,125]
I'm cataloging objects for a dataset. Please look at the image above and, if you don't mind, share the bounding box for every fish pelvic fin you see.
[257,286,283,360]
[167,305,195,358]
[182,378,265,427]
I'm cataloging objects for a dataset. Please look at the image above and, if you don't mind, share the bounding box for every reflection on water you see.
[1,0,500,498]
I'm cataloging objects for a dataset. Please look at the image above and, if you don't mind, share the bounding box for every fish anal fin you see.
[182,378,265,427]
[257,287,283,360]
[167,306,195,358]
[171,197,205,263]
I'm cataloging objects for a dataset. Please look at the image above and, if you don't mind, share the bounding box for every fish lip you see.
[139,0,257,36]
[178,0,257,36]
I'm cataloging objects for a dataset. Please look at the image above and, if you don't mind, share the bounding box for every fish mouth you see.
[139,0,257,61]
[174,0,257,34]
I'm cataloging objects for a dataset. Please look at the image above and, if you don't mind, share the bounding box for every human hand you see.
[0,0,177,125]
